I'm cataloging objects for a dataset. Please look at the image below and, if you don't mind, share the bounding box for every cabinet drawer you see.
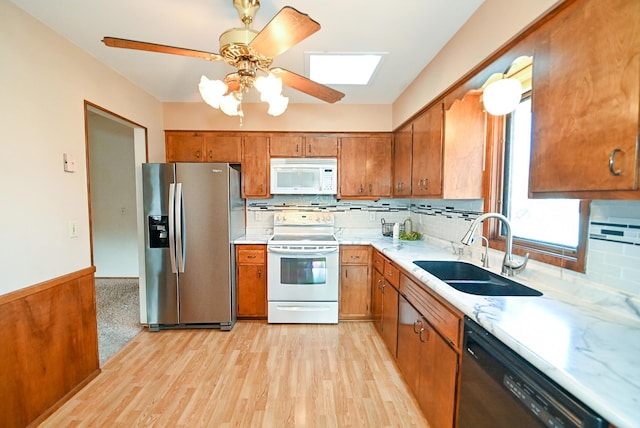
[341,246,370,265]
[373,251,386,273]
[400,274,461,349]
[383,261,399,287]
[237,248,265,264]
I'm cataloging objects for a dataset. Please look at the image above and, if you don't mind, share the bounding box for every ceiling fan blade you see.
[102,37,224,62]
[270,68,344,104]
[249,6,320,59]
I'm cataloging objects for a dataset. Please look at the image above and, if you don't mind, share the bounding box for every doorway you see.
[85,102,147,364]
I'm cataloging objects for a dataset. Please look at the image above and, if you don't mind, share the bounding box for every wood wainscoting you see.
[0,267,100,428]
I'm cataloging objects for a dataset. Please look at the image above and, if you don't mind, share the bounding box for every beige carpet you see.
[95,278,143,364]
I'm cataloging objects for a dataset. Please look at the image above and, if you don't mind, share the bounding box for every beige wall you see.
[0,0,164,294]
[163,102,393,132]
[392,0,562,127]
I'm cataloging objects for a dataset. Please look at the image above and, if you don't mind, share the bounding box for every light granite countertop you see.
[235,233,639,427]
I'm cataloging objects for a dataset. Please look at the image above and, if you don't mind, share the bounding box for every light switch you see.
[63,153,76,172]
[68,221,79,238]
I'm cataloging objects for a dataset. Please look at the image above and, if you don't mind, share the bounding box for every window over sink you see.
[485,80,589,272]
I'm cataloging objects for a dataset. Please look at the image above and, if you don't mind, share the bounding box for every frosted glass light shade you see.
[219,94,241,116]
[255,73,283,102]
[267,95,289,116]
[198,76,227,109]
[483,78,523,115]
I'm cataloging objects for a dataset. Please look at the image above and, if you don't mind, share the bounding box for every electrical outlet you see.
[68,221,79,238]
[120,207,126,216]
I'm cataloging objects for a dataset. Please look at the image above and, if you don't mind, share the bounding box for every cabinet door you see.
[530,0,640,195]
[393,124,413,196]
[166,132,204,162]
[381,283,398,359]
[412,103,443,197]
[397,295,422,398]
[339,265,371,319]
[236,245,267,318]
[205,135,242,163]
[270,135,304,157]
[371,269,384,334]
[442,92,485,199]
[305,136,338,157]
[419,325,458,428]
[366,136,392,197]
[236,264,267,317]
[242,136,270,198]
[339,137,368,196]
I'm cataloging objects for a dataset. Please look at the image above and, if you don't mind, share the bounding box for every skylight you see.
[308,54,383,85]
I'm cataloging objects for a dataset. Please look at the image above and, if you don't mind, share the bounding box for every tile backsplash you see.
[246,196,640,298]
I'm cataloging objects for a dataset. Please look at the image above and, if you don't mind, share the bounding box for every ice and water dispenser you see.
[148,215,169,248]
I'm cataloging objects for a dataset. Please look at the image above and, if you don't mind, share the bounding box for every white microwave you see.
[270,158,337,195]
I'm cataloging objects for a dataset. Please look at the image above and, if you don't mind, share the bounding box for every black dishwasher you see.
[459,316,608,428]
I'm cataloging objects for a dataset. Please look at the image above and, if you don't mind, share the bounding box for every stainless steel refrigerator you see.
[142,163,244,331]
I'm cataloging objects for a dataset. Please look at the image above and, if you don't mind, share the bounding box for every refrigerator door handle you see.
[168,183,178,273]
[175,182,185,273]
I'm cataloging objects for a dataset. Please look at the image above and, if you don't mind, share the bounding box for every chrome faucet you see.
[479,236,490,268]
[461,213,529,276]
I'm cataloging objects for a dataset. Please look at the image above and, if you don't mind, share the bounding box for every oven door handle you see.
[267,247,338,254]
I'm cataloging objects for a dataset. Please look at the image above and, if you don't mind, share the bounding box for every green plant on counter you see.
[399,231,422,241]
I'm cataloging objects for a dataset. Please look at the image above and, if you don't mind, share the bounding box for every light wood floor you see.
[42,321,429,427]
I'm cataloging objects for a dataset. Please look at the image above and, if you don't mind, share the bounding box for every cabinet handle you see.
[609,148,623,176]
[351,255,360,260]
[418,327,429,343]
[257,269,262,278]
[196,150,201,159]
[423,178,429,189]
[308,144,312,153]
[208,150,213,159]
[247,255,256,259]
[369,183,372,193]
[412,319,423,334]
[345,268,348,279]
[296,143,300,153]
[359,184,364,194]
[418,178,423,189]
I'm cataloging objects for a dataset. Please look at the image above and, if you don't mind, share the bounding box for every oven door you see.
[267,246,339,302]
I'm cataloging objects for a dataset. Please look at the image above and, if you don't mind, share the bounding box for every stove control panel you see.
[274,211,334,226]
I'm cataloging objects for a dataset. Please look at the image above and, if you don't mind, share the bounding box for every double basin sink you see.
[413,260,542,296]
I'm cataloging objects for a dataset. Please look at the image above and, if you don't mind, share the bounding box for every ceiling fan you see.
[102,0,345,116]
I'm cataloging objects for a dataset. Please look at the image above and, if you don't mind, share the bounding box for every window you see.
[486,91,589,272]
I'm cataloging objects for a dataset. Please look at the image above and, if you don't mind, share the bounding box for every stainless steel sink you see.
[413,260,542,296]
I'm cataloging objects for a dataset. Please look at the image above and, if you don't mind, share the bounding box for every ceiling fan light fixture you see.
[267,94,289,116]
[198,76,227,109]
[255,73,283,102]
[219,93,242,116]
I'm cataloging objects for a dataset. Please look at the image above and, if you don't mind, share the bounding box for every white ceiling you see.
[10,0,484,105]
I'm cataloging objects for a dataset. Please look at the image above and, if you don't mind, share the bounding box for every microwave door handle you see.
[267,247,338,255]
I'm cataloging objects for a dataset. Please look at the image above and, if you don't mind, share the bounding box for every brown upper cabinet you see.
[392,123,413,197]
[529,0,640,199]
[270,134,338,157]
[339,135,392,198]
[166,132,205,162]
[411,103,444,197]
[441,91,485,199]
[204,135,242,163]
[166,131,242,163]
[242,135,270,198]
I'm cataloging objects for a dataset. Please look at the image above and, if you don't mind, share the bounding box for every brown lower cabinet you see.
[371,250,399,358]
[339,245,371,320]
[397,293,458,428]
[235,244,267,319]
[372,249,461,428]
